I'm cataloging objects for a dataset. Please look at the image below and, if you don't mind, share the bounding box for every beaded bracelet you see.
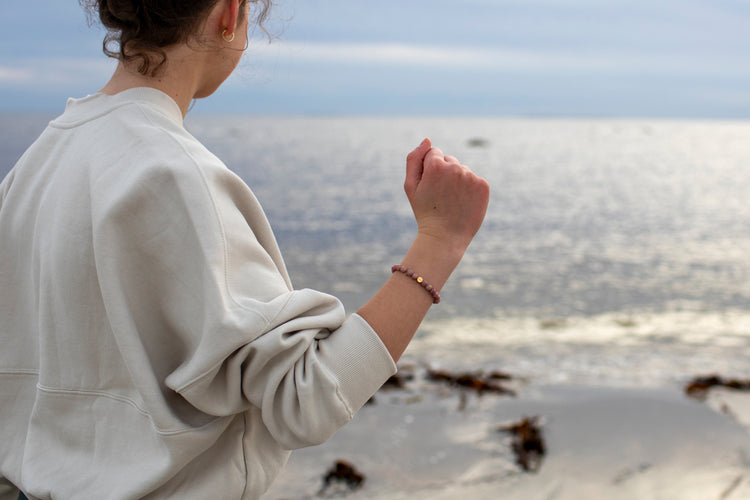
[391,264,441,304]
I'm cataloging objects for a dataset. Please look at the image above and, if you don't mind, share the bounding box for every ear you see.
[219,0,241,37]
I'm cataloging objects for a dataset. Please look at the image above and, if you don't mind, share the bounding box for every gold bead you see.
[416,277,423,283]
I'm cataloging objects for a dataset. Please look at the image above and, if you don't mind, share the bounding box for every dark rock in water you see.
[467,137,490,148]
[685,374,750,400]
[319,460,365,496]
[498,416,546,473]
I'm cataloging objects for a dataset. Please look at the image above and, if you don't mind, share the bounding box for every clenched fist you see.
[404,138,490,254]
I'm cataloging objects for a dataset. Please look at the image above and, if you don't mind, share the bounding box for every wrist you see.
[410,231,466,265]
[400,233,465,294]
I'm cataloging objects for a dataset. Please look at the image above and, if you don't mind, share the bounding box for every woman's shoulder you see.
[60,91,231,183]
[52,88,217,164]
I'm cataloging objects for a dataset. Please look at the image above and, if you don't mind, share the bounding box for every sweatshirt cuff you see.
[318,313,397,414]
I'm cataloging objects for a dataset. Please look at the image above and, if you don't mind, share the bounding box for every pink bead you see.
[390,264,441,304]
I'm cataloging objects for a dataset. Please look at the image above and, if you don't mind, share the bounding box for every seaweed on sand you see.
[685,374,750,400]
[318,460,365,496]
[426,368,517,397]
[498,416,546,473]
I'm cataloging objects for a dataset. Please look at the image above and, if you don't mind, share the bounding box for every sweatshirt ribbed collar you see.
[53,87,184,128]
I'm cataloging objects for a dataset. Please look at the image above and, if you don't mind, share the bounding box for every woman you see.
[0,0,489,498]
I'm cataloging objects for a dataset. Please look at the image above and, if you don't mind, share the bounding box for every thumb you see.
[404,138,432,196]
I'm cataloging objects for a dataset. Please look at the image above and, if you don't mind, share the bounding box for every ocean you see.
[3,114,750,388]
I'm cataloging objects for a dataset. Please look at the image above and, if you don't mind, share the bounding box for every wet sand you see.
[264,363,750,500]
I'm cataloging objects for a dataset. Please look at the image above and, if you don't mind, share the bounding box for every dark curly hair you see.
[80,0,271,76]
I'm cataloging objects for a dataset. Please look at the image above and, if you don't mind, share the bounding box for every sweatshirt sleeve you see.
[91,145,396,449]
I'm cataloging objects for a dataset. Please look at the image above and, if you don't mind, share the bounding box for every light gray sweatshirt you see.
[0,88,396,499]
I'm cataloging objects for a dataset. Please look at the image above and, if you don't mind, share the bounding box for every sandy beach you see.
[264,359,750,500]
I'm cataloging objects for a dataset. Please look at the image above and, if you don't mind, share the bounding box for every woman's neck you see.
[99,49,207,118]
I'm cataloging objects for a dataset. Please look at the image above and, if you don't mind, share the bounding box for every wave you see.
[405,308,750,388]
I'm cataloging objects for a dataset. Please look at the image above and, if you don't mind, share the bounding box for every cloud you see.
[0,66,32,83]
[246,40,750,79]
[0,58,115,89]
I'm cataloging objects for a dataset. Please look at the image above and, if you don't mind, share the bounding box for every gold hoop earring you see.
[222,29,235,43]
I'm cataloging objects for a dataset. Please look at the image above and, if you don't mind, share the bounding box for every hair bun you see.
[80,0,272,76]
[98,0,141,30]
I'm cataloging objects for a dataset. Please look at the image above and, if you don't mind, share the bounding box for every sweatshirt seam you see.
[128,101,291,395]
[129,102,310,396]
[0,369,39,376]
[333,384,355,420]
[134,102,279,323]
[35,384,220,436]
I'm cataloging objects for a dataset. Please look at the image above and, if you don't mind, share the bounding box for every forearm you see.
[359,138,489,363]
[357,233,465,362]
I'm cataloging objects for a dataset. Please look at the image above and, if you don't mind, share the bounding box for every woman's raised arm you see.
[358,138,490,362]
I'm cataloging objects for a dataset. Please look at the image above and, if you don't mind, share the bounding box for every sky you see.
[1,0,750,118]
